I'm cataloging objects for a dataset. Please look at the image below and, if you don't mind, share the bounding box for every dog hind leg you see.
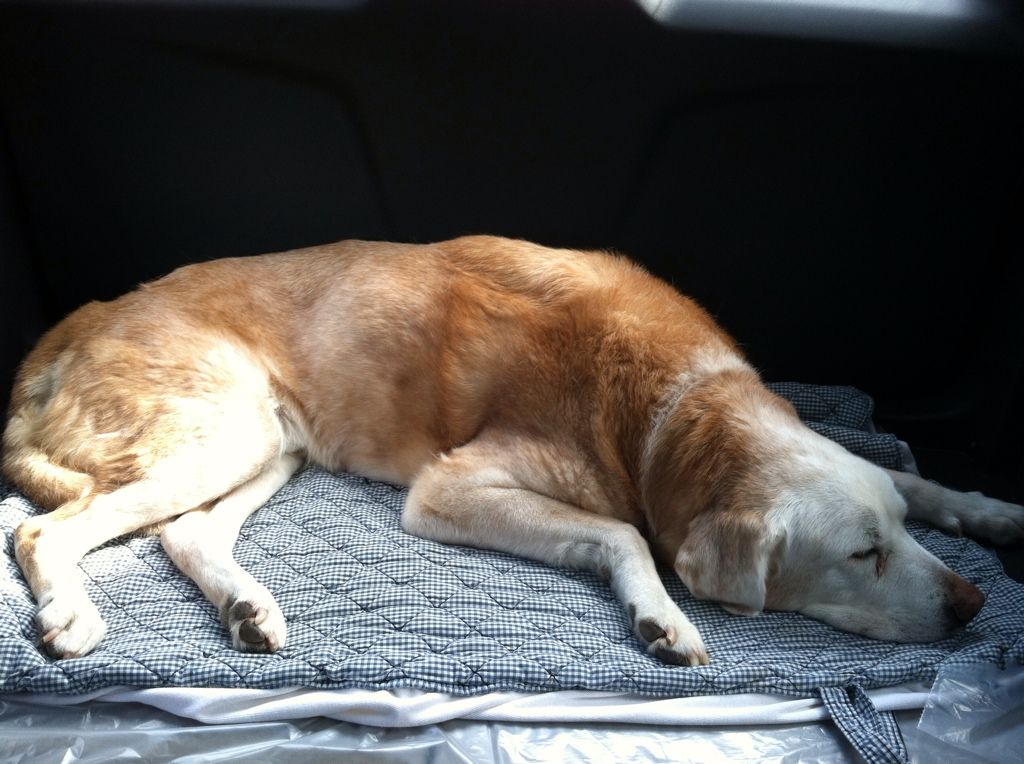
[14,401,286,659]
[160,452,302,652]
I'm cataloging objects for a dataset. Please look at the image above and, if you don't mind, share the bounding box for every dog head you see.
[672,431,984,642]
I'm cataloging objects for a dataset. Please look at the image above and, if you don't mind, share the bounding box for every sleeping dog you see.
[5,236,1023,663]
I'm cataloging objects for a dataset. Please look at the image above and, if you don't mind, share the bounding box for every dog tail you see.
[2,411,95,509]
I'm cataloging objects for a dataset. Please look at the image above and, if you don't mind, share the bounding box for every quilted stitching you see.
[767,382,903,469]
[0,385,1020,696]
[767,382,874,428]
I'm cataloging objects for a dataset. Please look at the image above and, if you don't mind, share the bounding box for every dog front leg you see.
[885,468,1024,544]
[404,448,709,666]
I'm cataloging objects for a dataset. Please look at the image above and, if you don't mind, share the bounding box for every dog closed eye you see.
[848,547,879,561]
[849,546,890,578]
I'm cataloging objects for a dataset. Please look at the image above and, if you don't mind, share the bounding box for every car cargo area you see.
[1,2,1022,761]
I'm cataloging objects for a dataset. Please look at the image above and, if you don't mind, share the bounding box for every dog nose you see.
[946,573,985,625]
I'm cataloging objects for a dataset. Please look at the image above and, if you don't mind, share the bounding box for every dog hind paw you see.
[223,593,287,653]
[36,592,108,659]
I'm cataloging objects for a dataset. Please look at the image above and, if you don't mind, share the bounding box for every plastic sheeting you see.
[1,664,1021,763]
[912,663,1024,764]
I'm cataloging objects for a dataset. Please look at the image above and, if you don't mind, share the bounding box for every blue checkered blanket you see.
[0,385,1021,763]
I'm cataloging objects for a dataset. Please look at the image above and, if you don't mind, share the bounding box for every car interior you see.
[1,1,1022,761]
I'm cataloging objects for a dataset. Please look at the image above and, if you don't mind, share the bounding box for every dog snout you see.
[945,573,985,626]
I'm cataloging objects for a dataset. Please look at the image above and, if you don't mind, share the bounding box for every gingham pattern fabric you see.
[766,383,874,428]
[0,385,1020,703]
[766,382,904,470]
[820,685,908,764]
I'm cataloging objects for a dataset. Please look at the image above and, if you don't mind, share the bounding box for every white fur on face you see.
[670,412,982,643]
[763,440,965,642]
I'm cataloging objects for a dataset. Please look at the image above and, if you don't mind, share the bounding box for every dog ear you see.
[674,509,779,616]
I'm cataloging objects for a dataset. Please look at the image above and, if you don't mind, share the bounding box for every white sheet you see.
[3,683,932,728]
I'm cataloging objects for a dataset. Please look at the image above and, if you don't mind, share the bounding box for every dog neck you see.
[638,362,794,564]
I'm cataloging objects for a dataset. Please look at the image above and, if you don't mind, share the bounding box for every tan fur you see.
[5,237,732,503]
[3,235,1019,661]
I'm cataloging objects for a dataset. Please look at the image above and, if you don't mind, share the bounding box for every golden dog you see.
[5,236,1022,663]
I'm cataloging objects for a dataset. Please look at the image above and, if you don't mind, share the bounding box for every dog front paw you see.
[36,590,107,659]
[629,600,709,666]
[959,493,1024,545]
[222,591,286,653]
